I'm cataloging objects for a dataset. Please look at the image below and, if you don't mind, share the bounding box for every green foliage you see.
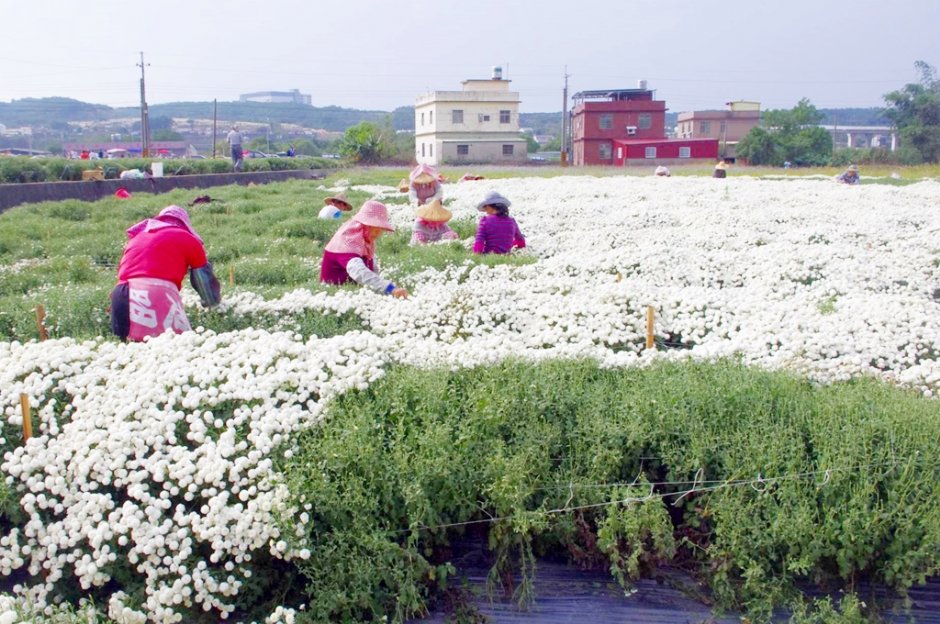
[738,99,832,166]
[883,61,940,163]
[281,360,940,622]
[339,121,395,164]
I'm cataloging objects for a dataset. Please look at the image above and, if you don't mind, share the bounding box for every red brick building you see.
[571,87,717,166]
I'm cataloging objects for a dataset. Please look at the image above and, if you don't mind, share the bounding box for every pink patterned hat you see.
[352,200,395,232]
[126,205,202,242]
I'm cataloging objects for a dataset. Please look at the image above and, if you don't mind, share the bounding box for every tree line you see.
[736,60,940,166]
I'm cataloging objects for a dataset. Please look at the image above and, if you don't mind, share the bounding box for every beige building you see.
[414,68,527,166]
[675,101,760,159]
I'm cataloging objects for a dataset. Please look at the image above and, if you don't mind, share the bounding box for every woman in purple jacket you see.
[472,191,525,254]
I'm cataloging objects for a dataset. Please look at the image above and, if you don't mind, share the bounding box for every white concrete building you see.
[414,68,527,166]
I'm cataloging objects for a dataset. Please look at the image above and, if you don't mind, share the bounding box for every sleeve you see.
[190,262,222,307]
[513,220,526,249]
[442,226,459,241]
[412,227,429,244]
[472,219,486,254]
[346,257,396,294]
[186,237,209,270]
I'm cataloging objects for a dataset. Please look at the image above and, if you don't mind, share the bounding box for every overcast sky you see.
[1,0,936,114]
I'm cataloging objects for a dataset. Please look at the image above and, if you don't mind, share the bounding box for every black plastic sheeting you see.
[415,557,940,623]
[0,169,326,213]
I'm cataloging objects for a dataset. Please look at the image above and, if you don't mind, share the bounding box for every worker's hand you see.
[391,287,409,299]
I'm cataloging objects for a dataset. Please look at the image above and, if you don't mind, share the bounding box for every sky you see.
[1,0,937,114]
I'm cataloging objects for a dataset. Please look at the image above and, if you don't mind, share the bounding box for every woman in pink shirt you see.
[320,201,409,298]
[110,205,220,341]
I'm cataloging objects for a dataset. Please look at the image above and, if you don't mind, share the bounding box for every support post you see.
[35,304,48,341]
[20,394,32,442]
[645,306,655,350]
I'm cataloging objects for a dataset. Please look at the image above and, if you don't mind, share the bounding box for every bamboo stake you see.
[229,265,235,286]
[35,304,48,341]
[645,306,655,350]
[20,394,32,442]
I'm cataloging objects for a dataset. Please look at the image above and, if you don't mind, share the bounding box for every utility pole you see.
[212,99,218,158]
[137,52,151,158]
[561,67,570,166]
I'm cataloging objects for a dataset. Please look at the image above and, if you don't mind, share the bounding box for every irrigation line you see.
[388,458,926,536]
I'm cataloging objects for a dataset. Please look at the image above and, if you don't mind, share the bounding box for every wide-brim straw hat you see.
[409,163,439,185]
[352,200,395,231]
[324,190,353,211]
[398,179,410,192]
[415,199,452,223]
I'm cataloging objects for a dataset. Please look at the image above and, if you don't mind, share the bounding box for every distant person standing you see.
[226,125,244,171]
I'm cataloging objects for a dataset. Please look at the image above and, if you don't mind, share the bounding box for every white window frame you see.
[644,147,657,159]
[679,146,691,158]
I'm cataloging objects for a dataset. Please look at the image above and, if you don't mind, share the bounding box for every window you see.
[421,143,426,157]
[429,111,433,124]
[478,113,491,122]
[638,113,651,130]
[500,110,511,123]
[599,114,613,130]
[644,147,657,159]
[599,143,611,159]
[719,121,726,134]
[700,121,711,134]
[679,146,691,158]
[457,144,469,156]
[420,112,425,126]
[502,144,514,156]
[429,144,433,157]
[452,109,464,124]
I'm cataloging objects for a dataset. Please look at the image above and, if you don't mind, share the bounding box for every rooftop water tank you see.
[638,79,648,90]
[493,66,503,80]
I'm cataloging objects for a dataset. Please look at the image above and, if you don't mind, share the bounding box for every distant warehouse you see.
[239,89,312,105]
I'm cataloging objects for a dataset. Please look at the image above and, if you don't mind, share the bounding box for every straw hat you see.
[398,179,409,193]
[324,190,352,211]
[409,163,439,185]
[352,200,395,232]
[415,199,452,223]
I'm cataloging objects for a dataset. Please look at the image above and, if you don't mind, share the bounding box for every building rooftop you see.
[572,89,655,103]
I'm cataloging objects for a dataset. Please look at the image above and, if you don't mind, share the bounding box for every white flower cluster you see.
[0,175,938,622]
[1,329,389,622]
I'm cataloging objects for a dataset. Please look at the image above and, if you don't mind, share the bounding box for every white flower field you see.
[0,174,938,622]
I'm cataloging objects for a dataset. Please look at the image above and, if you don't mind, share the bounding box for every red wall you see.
[611,139,718,165]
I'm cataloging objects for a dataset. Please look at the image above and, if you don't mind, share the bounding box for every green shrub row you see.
[0,156,340,183]
[279,359,940,623]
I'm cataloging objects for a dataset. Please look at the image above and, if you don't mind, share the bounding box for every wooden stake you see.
[645,306,655,350]
[228,265,235,286]
[20,394,32,442]
[35,304,48,341]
